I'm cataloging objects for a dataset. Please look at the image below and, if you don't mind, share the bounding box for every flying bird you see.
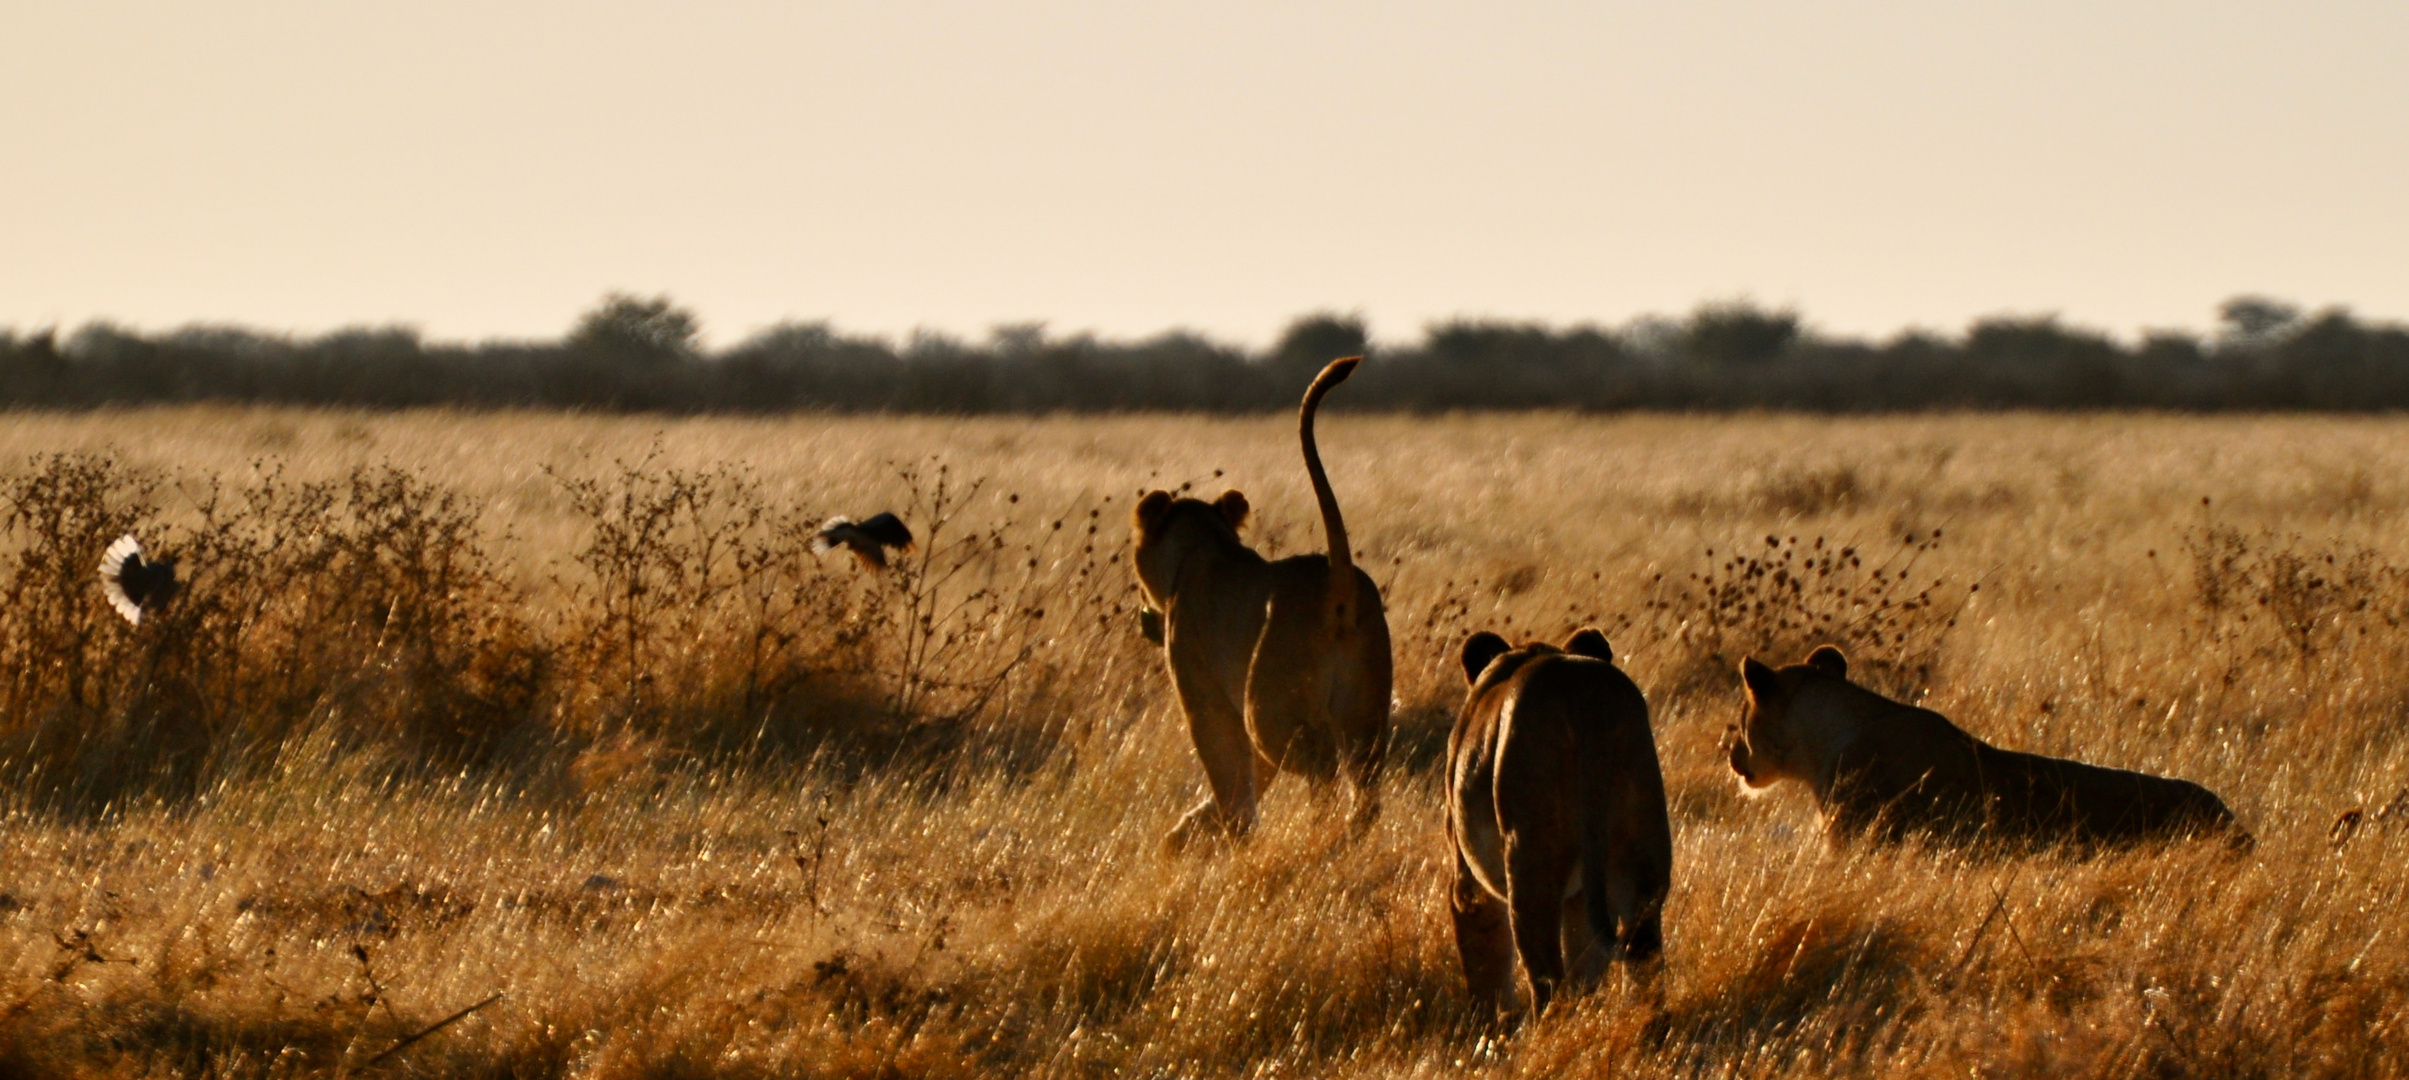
[99,534,179,626]
[810,512,914,570]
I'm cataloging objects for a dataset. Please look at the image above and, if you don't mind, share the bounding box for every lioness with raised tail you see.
[1132,356,1393,850]
[1731,646,2250,851]
[1449,628,1671,1017]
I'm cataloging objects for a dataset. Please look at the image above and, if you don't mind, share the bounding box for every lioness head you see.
[1130,488,1249,603]
[1729,644,1849,790]
[1459,627,1614,686]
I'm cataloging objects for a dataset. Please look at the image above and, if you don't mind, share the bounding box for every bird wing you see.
[856,512,914,550]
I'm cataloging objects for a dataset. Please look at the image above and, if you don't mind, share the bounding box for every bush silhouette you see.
[5,291,2408,413]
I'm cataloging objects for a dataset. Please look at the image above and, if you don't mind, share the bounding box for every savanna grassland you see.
[2,408,2406,1079]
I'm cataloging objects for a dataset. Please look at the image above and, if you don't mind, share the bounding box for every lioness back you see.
[1448,629,1671,1017]
[1247,556,1391,780]
[1974,745,2243,848]
[1731,645,2250,852]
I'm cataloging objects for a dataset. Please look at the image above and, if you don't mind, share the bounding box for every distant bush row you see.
[5,294,2406,412]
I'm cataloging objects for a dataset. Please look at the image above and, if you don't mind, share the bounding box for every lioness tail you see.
[1299,356,1360,607]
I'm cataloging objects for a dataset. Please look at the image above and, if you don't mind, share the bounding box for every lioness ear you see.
[1806,645,1848,677]
[1565,627,1612,662]
[1461,632,1512,685]
[1134,490,1173,535]
[1741,657,1782,702]
[1214,489,1250,530]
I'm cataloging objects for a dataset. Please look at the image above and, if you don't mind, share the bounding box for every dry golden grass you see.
[3,407,2408,1078]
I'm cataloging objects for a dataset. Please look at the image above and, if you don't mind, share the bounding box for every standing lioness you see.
[1132,357,1392,850]
[1731,646,2249,851]
[1449,629,1671,1017]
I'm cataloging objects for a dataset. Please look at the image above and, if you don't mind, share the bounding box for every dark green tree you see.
[568,293,701,367]
[1270,312,1369,373]
[2219,296,2303,347]
[1683,301,1799,365]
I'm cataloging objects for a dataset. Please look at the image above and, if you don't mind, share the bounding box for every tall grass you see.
[1,409,2406,1077]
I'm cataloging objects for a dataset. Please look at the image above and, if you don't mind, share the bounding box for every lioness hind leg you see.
[1340,734,1384,836]
[1331,624,1393,837]
[1505,839,1573,1016]
[1560,890,1608,987]
[1623,908,1665,967]
[1594,846,1668,968]
[1450,854,1518,1015]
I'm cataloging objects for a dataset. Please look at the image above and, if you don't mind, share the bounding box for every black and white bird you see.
[810,512,914,570]
[99,534,179,626]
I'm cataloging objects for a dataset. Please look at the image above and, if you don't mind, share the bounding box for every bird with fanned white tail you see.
[809,512,914,570]
[99,534,179,626]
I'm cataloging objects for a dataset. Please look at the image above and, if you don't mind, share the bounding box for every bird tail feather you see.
[809,517,856,557]
[99,534,146,625]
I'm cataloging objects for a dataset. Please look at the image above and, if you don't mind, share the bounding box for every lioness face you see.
[1730,659,1789,789]
[1731,647,1849,790]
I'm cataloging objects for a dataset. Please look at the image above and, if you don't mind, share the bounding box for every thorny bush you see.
[1641,530,1972,700]
[2184,521,2404,677]
[0,455,540,811]
[0,451,1153,813]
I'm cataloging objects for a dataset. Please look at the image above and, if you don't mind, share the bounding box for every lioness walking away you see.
[1448,629,1671,1017]
[1131,357,1393,850]
[1730,646,2250,851]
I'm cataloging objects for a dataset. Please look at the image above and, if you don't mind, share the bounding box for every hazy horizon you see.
[7,2,2404,349]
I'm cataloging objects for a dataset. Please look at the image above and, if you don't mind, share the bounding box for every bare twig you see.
[350,943,402,1025]
[48,928,139,981]
[1987,877,2052,986]
[786,800,837,917]
[1944,879,2012,984]
[2140,987,2205,1073]
[361,991,507,1068]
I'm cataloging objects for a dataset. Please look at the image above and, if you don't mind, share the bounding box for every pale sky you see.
[5,2,2404,348]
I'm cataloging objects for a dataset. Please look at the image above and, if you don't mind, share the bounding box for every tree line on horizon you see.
[3,294,2405,413]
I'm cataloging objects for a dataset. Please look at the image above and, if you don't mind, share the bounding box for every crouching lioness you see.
[1448,628,1672,1017]
[1731,646,2250,851]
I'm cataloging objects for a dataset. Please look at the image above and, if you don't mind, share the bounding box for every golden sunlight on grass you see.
[1,409,2405,1077]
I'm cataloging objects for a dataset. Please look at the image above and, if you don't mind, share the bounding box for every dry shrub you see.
[852,463,1159,782]
[1640,530,1969,698]
[170,464,543,764]
[546,449,888,767]
[2186,522,2402,674]
[0,443,1152,813]
[0,455,543,811]
[2180,522,2409,756]
[0,454,159,736]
